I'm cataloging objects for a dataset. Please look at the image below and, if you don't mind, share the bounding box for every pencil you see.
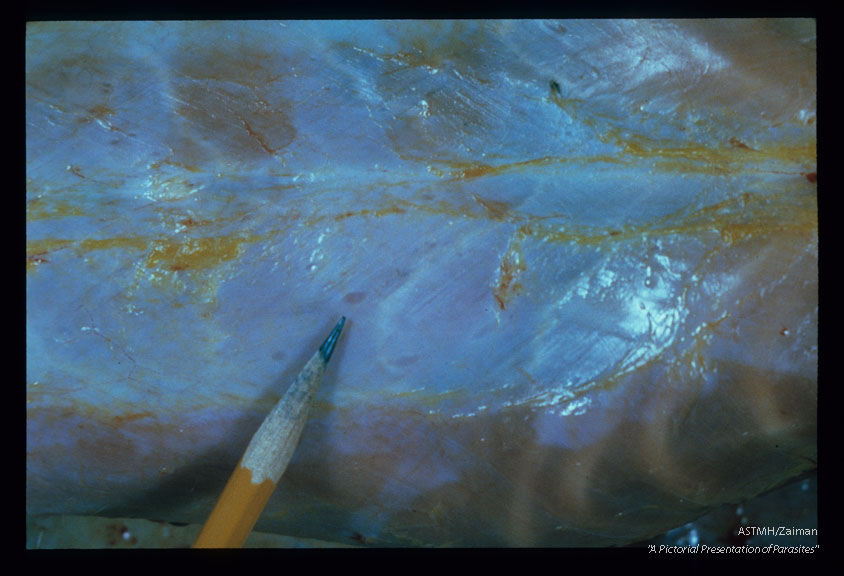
[193,316,346,548]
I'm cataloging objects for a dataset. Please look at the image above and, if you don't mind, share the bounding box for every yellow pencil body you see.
[193,459,277,548]
[193,317,345,548]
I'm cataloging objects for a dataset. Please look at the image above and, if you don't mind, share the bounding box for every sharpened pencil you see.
[193,316,346,548]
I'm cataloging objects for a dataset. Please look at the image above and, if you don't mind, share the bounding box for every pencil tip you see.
[319,316,346,363]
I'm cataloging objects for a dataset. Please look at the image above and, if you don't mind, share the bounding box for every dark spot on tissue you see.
[343,291,367,304]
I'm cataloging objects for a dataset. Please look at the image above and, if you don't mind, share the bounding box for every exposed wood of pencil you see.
[193,317,345,548]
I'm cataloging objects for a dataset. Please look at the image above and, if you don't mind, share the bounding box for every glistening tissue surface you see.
[26,20,817,547]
